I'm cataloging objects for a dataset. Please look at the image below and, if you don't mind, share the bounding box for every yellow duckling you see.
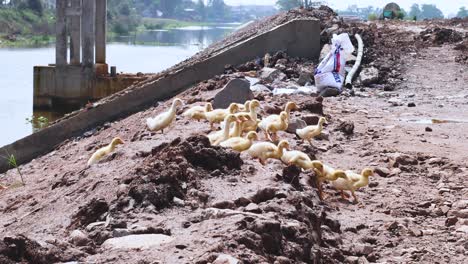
[247,140,289,165]
[182,103,209,121]
[242,100,261,132]
[146,98,184,133]
[258,111,289,141]
[281,150,315,170]
[220,131,258,152]
[229,113,252,138]
[87,137,125,166]
[208,114,238,146]
[296,117,328,144]
[312,162,346,200]
[283,101,298,119]
[236,100,251,112]
[331,168,374,203]
[205,103,239,130]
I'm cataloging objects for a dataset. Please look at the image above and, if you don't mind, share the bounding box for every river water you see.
[0,24,236,148]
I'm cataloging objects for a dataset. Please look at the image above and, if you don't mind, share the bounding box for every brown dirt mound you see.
[118,136,243,211]
[0,235,63,264]
[419,27,464,45]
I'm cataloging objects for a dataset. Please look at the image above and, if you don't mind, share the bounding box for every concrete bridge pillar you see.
[95,0,108,74]
[81,0,95,68]
[69,0,81,65]
[55,0,67,66]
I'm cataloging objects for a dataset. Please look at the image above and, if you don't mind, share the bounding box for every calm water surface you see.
[0,25,236,147]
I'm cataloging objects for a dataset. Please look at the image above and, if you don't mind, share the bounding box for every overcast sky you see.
[223,0,466,16]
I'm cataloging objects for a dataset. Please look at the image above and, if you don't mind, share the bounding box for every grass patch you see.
[141,18,211,31]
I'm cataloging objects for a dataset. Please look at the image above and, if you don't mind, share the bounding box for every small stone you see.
[439,188,451,194]
[274,256,292,264]
[368,182,379,188]
[407,102,416,107]
[336,121,355,135]
[112,228,131,238]
[173,197,185,206]
[245,203,261,213]
[70,230,90,246]
[213,79,254,109]
[456,225,468,234]
[303,115,320,125]
[453,209,468,219]
[452,200,468,210]
[211,200,235,209]
[286,118,307,133]
[388,98,403,106]
[102,234,174,250]
[409,227,423,237]
[358,67,380,86]
[250,84,271,93]
[344,256,359,264]
[260,67,286,83]
[393,154,418,167]
[353,243,374,256]
[375,167,391,177]
[425,127,433,132]
[445,217,458,227]
[213,254,240,264]
[357,256,370,264]
[417,201,432,208]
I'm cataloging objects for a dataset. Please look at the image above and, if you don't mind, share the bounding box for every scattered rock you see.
[301,100,324,115]
[260,67,286,83]
[102,234,174,250]
[374,167,390,177]
[393,154,418,167]
[212,200,236,209]
[287,118,307,133]
[250,84,271,93]
[407,102,416,107]
[336,121,354,135]
[352,243,374,256]
[303,115,320,125]
[358,67,380,86]
[425,127,433,132]
[69,230,90,246]
[245,203,261,213]
[446,217,458,227]
[213,79,254,109]
[408,227,423,237]
[213,254,240,264]
[70,198,109,228]
[388,98,403,106]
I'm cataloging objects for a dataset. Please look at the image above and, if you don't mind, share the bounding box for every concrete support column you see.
[95,0,108,75]
[81,0,95,68]
[56,0,67,66]
[69,0,81,65]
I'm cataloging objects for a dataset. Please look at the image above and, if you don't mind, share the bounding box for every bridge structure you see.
[33,0,144,109]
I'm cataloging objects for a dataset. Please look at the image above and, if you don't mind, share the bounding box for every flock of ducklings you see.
[88,98,374,203]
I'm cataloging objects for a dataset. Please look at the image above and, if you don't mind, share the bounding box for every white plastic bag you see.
[314,33,354,92]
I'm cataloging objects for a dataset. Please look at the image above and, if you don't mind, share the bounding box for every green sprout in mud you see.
[2,153,25,186]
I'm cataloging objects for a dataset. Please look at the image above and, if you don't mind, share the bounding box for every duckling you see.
[230,113,252,138]
[281,150,314,170]
[87,137,125,166]
[242,100,261,132]
[235,100,251,112]
[220,131,258,152]
[258,111,289,141]
[312,162,345,200]
[182,103,209,121]
[296,117,328,144]
[331,168,374,203]
[282,101,298,119]
[146,98,184,133]
[247,140,289,165]
[208,114,238,146]
[205,103,239,130]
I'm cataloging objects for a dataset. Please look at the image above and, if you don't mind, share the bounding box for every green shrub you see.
[368,13,378,21]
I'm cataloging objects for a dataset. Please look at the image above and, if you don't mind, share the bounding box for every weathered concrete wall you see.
[1,19,320,173]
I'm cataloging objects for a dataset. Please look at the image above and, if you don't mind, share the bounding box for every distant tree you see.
[27,0,43,15]
[420,4,444,19]
[397,8,406,20]
[409,4,421,20]
[277,0,318,11]
[196,0,206,21]
[160,0,182,17]
[457,7,468,18]
[207,0,226,21]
